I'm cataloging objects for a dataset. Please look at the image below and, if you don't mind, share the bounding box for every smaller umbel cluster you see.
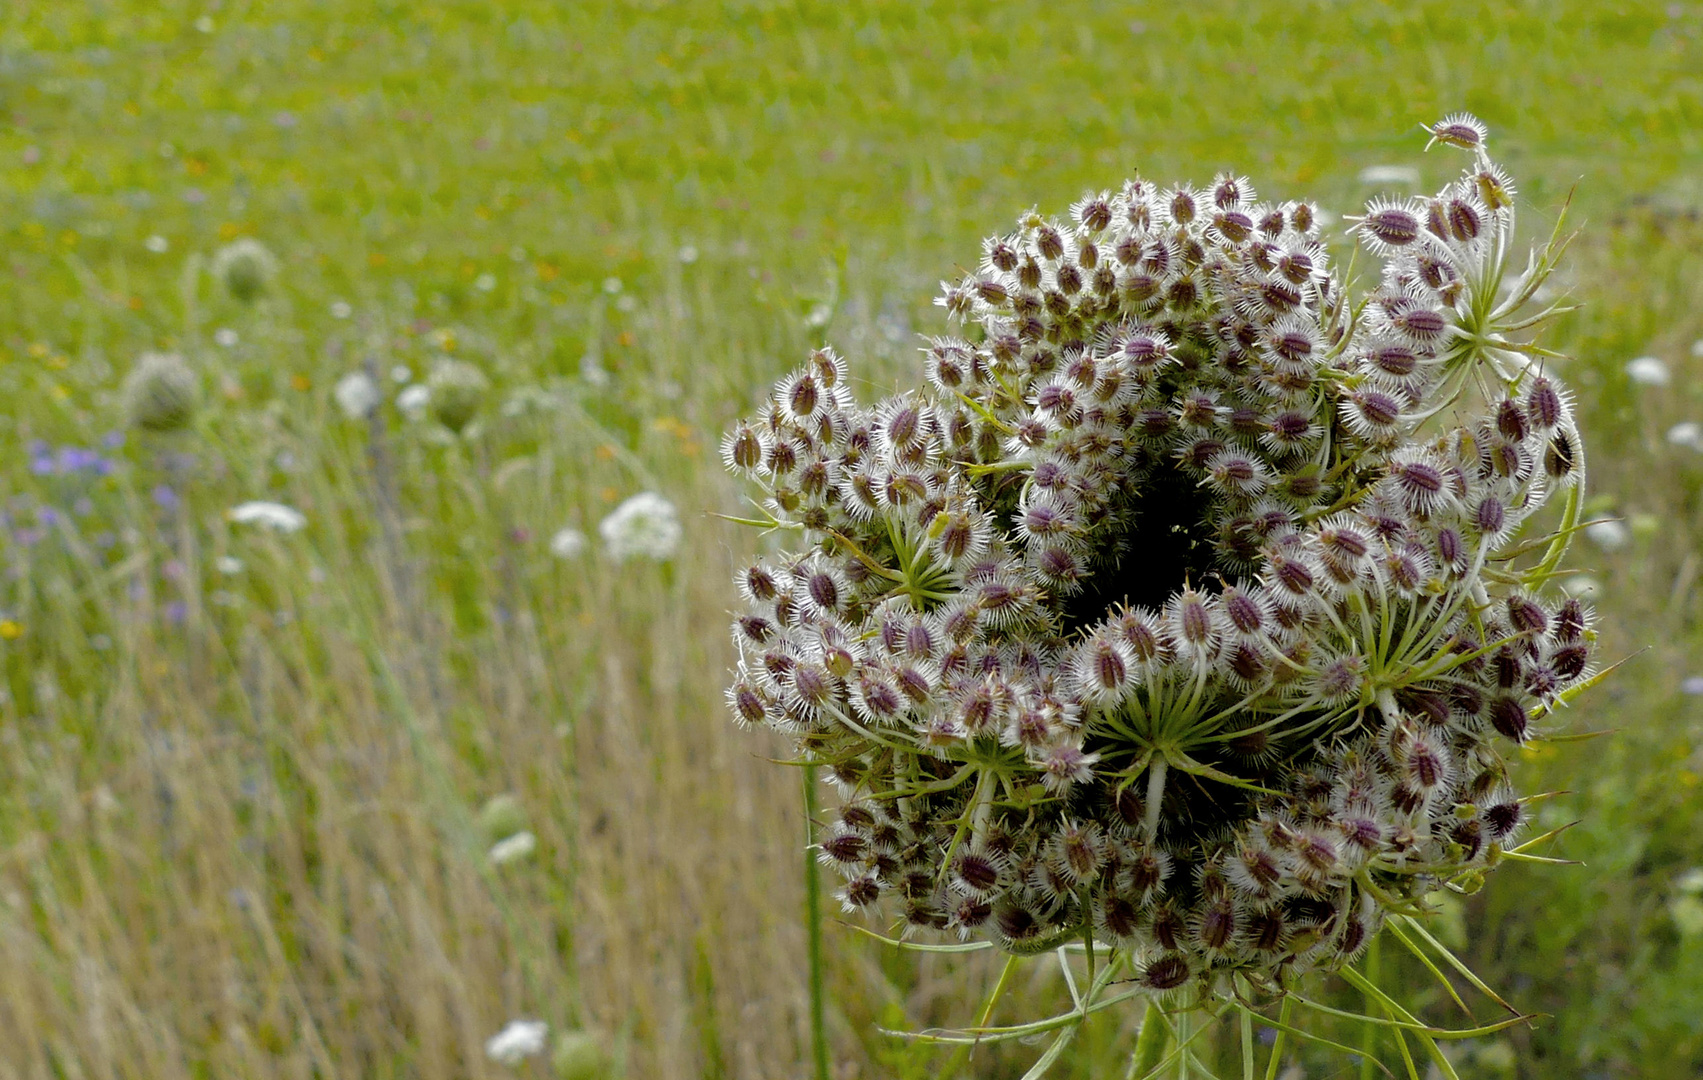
[724,115,1594,993]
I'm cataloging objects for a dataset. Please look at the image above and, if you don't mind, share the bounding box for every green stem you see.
[1530,480,1583,586]
[941,953,1019,1077]
[1128,1000,1169,1080]
[801,766,830,1080]
[1144,757,1168,841]
[1360,935,1381,1080]
[1241,1003,1256,1080]
[1176,1009,1192,1080]
[1263,995,1293,1080]
[1020,1025,1081,1080]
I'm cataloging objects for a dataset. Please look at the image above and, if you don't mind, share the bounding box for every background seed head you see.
[210,237,280,302]
[122,351,199,433]
[426,358,490,434]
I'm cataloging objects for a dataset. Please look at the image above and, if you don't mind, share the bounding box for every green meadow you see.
[2,1,1702,1076]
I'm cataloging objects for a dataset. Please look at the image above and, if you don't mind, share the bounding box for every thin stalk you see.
[900,986,1150,1043]
[1360,935,1381,1080]
[1529,480,1583,586]
[1240,1005,1255,1080]
[1176,1009,1191,1080]
[801,766,831,1080]
[1128,1000,1168,1079]
[941,953,1019,1077]
[1263,995,1293,1080]
[1020,1025,1081,1080]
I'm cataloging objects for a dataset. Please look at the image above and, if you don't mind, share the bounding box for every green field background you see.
[2,2,1702,1077]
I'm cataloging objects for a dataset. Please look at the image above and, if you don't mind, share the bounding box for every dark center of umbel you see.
[1058,460,1220,634]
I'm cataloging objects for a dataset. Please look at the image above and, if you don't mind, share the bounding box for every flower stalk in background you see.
[723,115,1602,1075]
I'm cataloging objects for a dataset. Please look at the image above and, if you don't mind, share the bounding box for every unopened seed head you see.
[123,351,199,433]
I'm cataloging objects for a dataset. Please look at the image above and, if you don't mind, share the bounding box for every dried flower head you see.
[725,117,1595,997]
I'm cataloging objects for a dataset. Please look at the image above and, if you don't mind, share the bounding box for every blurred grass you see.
[1,1,1702,1077]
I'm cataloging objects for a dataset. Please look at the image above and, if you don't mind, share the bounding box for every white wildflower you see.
[475,272,497,292]
[488,831,537,865]
[144,235,169,253]
[397,384,431,420]
[579,355,610,387]
[390,365,412,383]
[601,276,623,294]
[599,492,682,562]
[1357,164,1421,188]
[330,300,352,319]
[213,328,239,348]
[229,501,307,533]
[549,528,587,559]
[677,244,699,264]
[1666,421,1703,450]
[334,371,381,419]
[485,1019,548,1066]
[1626,356,1671,386]
[1583,518,1630,552]
[215,556,244,575]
